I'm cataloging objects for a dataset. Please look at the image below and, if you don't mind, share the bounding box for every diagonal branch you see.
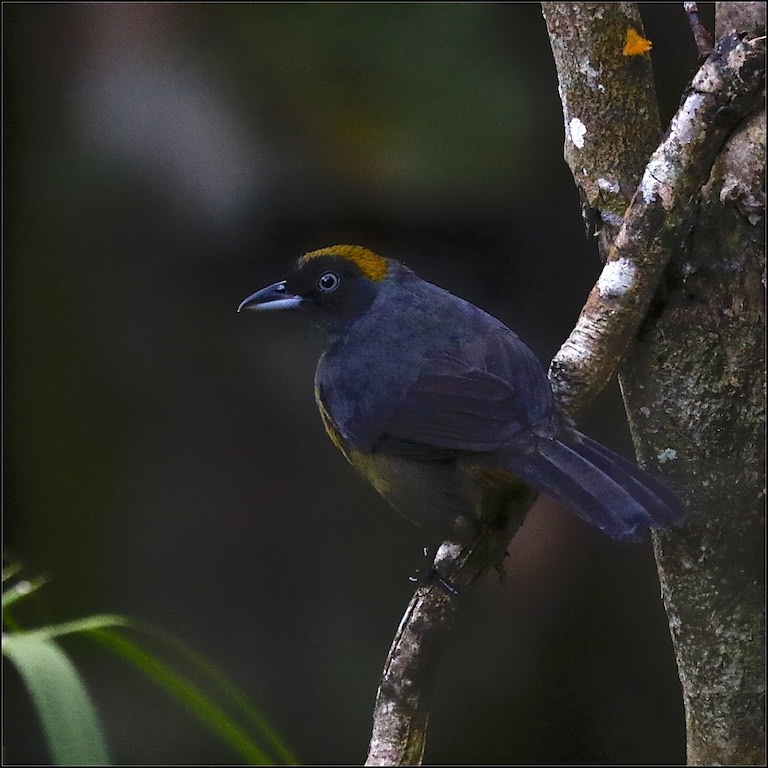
[365,507,530,765]
[548,30,765,418]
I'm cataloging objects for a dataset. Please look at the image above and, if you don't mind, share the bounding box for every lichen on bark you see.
[545,2,765,764]
[621,85,766,764]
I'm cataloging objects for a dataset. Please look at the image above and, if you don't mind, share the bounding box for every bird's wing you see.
[371,328,557,459]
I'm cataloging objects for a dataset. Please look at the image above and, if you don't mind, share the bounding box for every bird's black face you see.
[238,248,385,333]
[284,255,377,316]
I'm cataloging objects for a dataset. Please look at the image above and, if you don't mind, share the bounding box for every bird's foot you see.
[493,550,510,585]
[408,547,460,596]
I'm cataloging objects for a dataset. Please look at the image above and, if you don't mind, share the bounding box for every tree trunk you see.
[621,4,766,763]
[544,2,765,764]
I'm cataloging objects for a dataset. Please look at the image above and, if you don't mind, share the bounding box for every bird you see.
[238,244,686,545]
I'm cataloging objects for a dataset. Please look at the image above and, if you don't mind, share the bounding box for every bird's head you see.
[238,245,393,333]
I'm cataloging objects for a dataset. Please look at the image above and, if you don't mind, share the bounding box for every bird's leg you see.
[407,547,432,584]
[494,550,511,585]
[408,546,460,596]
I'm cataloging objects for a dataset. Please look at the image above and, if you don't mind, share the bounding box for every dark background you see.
[4,3,712,764]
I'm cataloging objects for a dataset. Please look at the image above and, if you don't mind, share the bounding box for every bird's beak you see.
[237,281,303,312]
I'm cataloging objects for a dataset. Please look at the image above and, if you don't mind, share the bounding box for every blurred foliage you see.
[3,566,297,765]
[203,4,534,200]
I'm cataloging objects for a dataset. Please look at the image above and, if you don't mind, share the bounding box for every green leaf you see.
[3,632,111,765]
[5,612,297,764]
[3,563,23,581]
[2,575,48,610]
[87,628,277,765]
[7,613,128,640]
[125,619,298,765]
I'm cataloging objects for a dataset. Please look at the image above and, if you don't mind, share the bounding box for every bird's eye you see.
[317,271,340,293]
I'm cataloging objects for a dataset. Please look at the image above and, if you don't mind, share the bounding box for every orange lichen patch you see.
[623,28,653,56]
[300,245,389,282]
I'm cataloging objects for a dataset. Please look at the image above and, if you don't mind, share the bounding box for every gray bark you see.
[621,4,766,764]
[545,1,765,764]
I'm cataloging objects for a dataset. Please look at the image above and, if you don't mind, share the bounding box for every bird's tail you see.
[505,432,687,541]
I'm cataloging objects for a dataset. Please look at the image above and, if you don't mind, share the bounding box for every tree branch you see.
[548,28,765,417]
[365,498,532,765]
[541,2,661,250]
[364,542,482,766]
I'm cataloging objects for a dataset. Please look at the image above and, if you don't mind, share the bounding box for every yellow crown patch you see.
[300,245,389,282]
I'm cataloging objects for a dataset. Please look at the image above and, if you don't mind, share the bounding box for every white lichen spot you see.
[579,58,604,92]
[640,92,706,209]
[555,327,596,367]
[657,448,678,463]
[640,153,670,207]
[435,540,462,563]
[569,117,587,149]
[681,261,698,278]
[598,177,620,194]
[597,257,637,298]
[600,210,624,228]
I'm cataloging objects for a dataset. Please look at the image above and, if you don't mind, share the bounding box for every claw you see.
[407,546,460,596]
